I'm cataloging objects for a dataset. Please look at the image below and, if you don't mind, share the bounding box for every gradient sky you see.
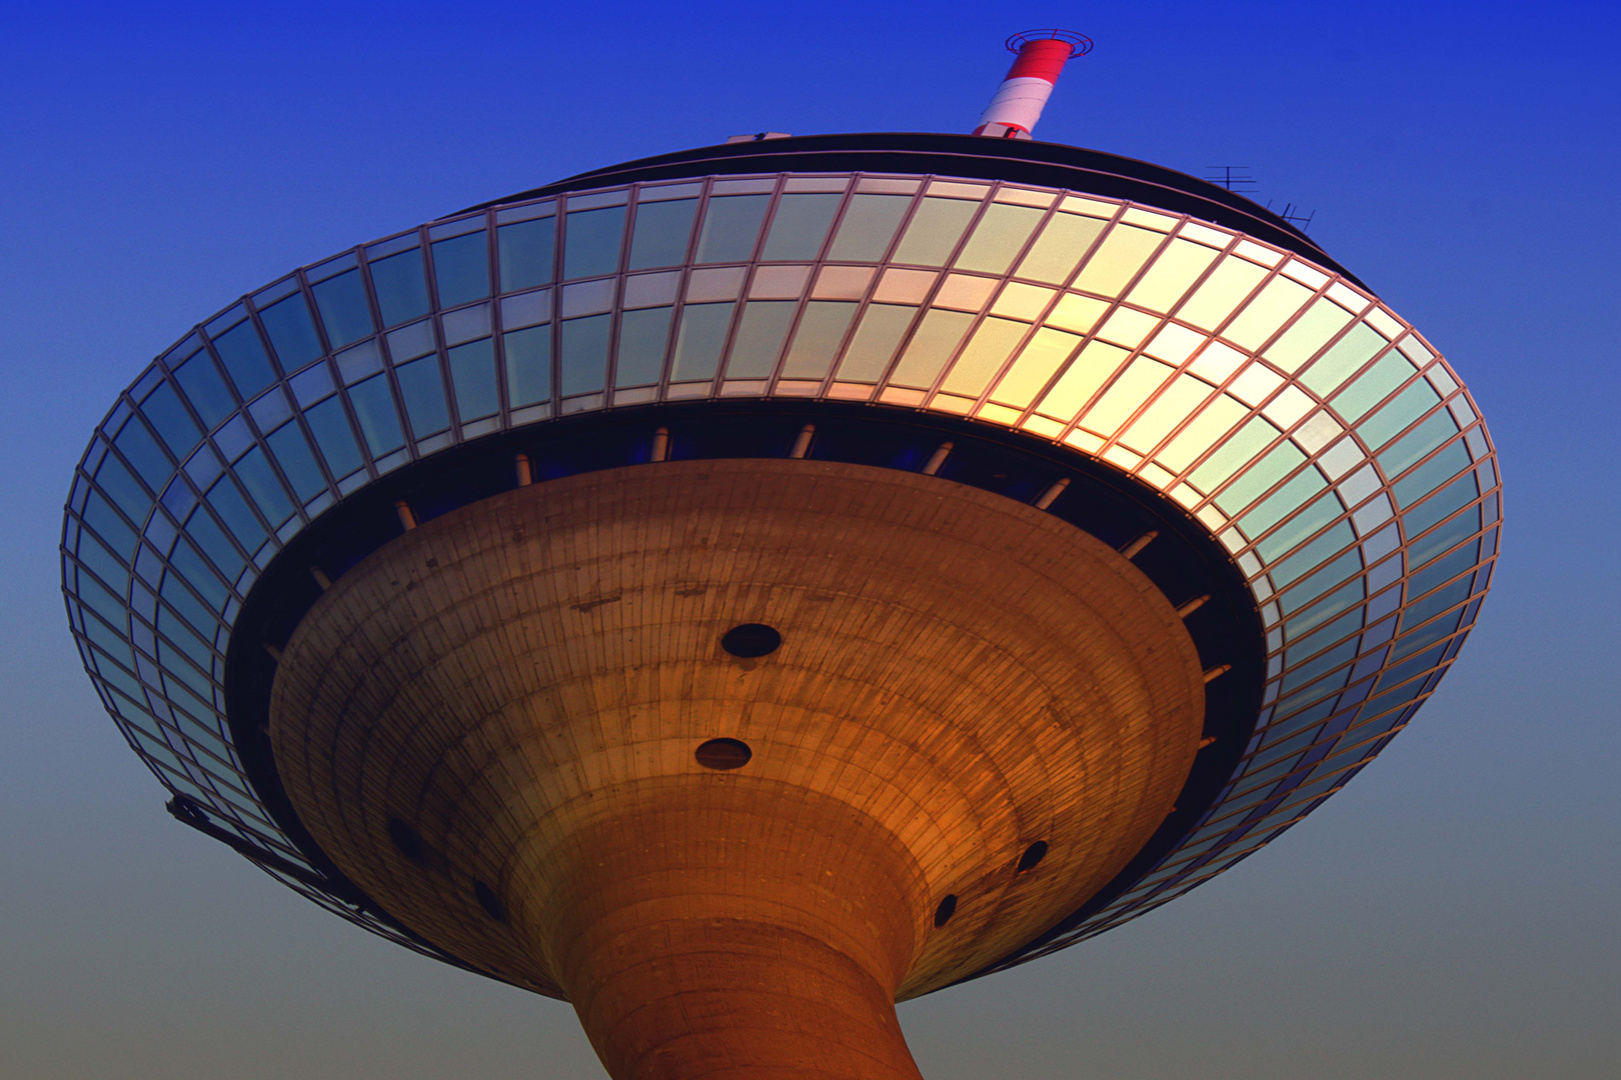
[2,2,1617,1078]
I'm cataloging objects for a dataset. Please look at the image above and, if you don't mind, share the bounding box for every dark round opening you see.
[721,623,782,658]
[387,817,425,863]
[695,737,753,770]
[1017,840,1049,873]
[473,880,506,922]
[933,894,958,928]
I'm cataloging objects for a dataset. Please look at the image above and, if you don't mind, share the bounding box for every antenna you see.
[1267,200,1317,231]
[973,29,1092,139]
[1203,166,1257,193]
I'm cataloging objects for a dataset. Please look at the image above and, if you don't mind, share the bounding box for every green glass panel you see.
[615,308,671,387]
[302,397,363,477]
[892,198,978,266]
[560,316,611,396]
[954,203,1043,275]
[1280,548,1364,616]
[671,303,734,381]
[447,338,499,419]
[498,217,556,291]
[1407,503,1480,569]
[210,320,277,397]
[563,207,626,280]
[890,309,973,388]
[726,302,795,378]
[696,196,769,263]
[311,271,374,350]
[1366,389,1446,458]
[503,325,552,405]
[1270,520,1356,588]
[1015,213,1107,284]
[1265,299,1357,374]
[1329,352,1413,422]
[826,195,910,262]
[1215,440,1308,514]
[1408,539,1480,600]
[346,374,406,455]
[432,232,490,308]
[783,302,856,379]
[1189,416,1280,494]
[1284,606,1365,668]
[369,249,430,327]
[257,294,324,369]
[761,194,839,261]
[1235,465,1327,539]
[395,355,450,436]
[628,200,697,270]
[836,304,916,381]
[1392,441,1471,507]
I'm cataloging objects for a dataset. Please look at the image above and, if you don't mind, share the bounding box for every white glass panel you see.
[1126,239,1219,313]
[1223,275,1314,350]
[1177,256,1270,331]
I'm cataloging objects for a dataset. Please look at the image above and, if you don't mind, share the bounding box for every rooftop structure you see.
[60,32,1499,1080]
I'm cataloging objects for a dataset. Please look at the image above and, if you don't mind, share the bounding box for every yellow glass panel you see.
[1095,307,1160,349]
[889,308,974,387]
[1121,374,1214,453]
[892,198,980,266]
[1045,293,1108,334]
[954,203,1045,274]
[1036,340,1130,420]
[990,282,1057,321]
[1223,275,1314,351]
[1073,224,1164,297]
[1015,213,1107,284]
[1177,256,1270,331]
[1081,357,1175,436]
[991,327,1083,407]
[1157,393,1249,472]
[941,317,1029,397]
[1126,238,1220,313]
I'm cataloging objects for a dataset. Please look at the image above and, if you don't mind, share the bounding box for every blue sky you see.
[2,2,1618,1077]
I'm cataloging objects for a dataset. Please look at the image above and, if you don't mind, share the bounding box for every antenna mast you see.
[973,29,1092,139]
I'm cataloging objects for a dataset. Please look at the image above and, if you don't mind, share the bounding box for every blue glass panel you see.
[139,383,202,458]
[114,419,172,491]
[498,217,556,291]
[346,374,406,456]
[210,320,277,399]
[615,308,671,387]
[447,338,499,419]
[1395,581,1470,650]
[1285,575,1367,640]
[265,423,326,501]
[563,207,626,280]
[1270,520,1355,588]
[696,195,769,263]
[1254,490,1342,562]
[503,326,552,406]
[232,447,295,526]
[1373,642,1447,696]
[671,303,734,381]
[160,573,217,635]
[560,316,611,397]
[81,491,138,557]
[158,607,212,668]
[257,294,323,369]
[1279,547,1363,614]
[395,356,451,436]
[167,536,229,609]
[432,232,490,308]
[1401,472,1479,541]
[180,506,244,579]
[1406,502,1480,568]
[77,574,127,631]
[827,194,911,262]
[173,352,236,429]
[1408,538,1480,600]
[312,270,375,348]
[1280,637,1359,695]
[75,530,129,590]
[628,199,697,270]
[761,194,841,262]
[370,248,431,327]
[94,453,151,519]
[205,476,268,548]
[1284,606,1364,669]
[303,397,364,477]
[1392,440,1470,507]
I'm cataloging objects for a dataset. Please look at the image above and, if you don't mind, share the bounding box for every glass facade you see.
[60,166,1500,981]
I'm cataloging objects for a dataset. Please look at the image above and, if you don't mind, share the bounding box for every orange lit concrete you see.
[269,458,1205,1079]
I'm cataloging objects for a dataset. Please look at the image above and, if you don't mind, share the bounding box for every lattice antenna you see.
[1203,165,1257,193]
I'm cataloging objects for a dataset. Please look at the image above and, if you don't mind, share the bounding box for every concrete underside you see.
[269,458,1205,1079]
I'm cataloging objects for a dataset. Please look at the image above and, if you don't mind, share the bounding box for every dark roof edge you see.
[456,131,1366,291]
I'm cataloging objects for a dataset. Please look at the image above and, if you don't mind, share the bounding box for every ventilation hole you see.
[695,737,752,771]
[933,894,958,928]
[721,623,781,658]
[1017,840,1049,873]
[386,817,425,864]
[474,880,506,922]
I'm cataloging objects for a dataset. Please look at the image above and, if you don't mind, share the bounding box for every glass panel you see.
[1156,393,1249,472]
[782,302,856,379]
[990,327,1082,408]
[447,338,499,420]
[1235,467,1328,539]
[81,491,137,559]
[1279,549,1364,616]
[1300,323,1390,398]
[1284,607,1365,667]
[615,307,672,387]
[265,423,326,500]
[1079,357,1173,434]
[628,199,698,270]
[432,232,491,308]
[232,447,294,526]
[826,195,911,262]
[498,217,556,292]
[1362,383,1444,452]
[696,195,769,263]
[1015,213,1107,284]
[1126,238,1220,314]
[311,270,375,349]
[210,320,276,398]
[938,317,1028,397]
[890,309,973,387]
[94,453,150,520]
[560,316,611,396]
[1256,490,1343,562]
[1213,440,1307,515]
[836,304,916,381]
[1074,224,1162,297]
[303,397,364,477]
[953,203,1043,275]
[1332,351,1414,422]
[370,249,430,327]
[1188,416,1280,493]
[761,194,840,261]
[207,475,270,546]
[1407,503,1481,569]
[1393,441,1471,508]
[563,206,626,279]
[346,374,406,456]
[1265,299,1357,373]
[503,325,552,405]
[671,303,734,381]
[1392,604,1465,662]
[892,198,978,266]
[1271,520,1356,587]
[1409,539,1480,599]
[257,294,324,370]
[395,356,451,436]
[1176,257,1269,332]
[725,302,795,379]
[114,420,171,491]
[1119,373,1210,452]
[1037,340,1130,420]
[1222,275,1314,351]
[173,353,236,429]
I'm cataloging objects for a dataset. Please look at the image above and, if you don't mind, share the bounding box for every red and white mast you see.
[973,29,1092,139]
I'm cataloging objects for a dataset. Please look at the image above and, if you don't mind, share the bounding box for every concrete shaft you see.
[268,459,1206,1078]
